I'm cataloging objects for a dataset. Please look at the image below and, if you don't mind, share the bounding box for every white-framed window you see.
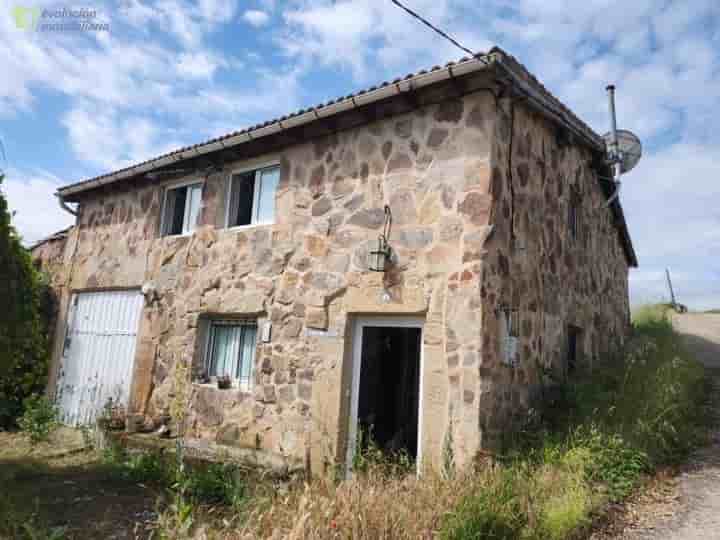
[226,164,280,227]
[204,319,257,390]
[161,181,203,236]
[499,306,520,367]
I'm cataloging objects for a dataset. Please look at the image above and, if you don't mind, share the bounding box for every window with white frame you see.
[500,306,520,367]
[204,320,257,390]
[161,182,203,236]
[226,165,280,227]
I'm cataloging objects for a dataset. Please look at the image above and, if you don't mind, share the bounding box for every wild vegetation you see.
[150,305,708,539]
[0,306,708,539]
[0,171,54,428]
[18,394,60,444]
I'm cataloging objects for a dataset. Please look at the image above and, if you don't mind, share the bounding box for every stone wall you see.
[477,97,631,443]
[31,231,70,288]
[47,90,499,473]
[31,231,72,366]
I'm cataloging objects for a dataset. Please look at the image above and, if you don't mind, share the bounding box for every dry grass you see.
[234,468,474,540]
[0,426,86,460]
[4,305,705,540]
[146,305,709,540]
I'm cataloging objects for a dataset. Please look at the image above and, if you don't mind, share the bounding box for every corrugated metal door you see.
[55,290,144,426]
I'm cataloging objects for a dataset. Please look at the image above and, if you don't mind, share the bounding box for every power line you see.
[389,0,487,63]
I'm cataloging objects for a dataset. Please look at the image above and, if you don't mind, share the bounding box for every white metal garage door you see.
[55,289,144,426]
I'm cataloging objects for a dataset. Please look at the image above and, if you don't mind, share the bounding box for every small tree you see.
[0,171,52,428]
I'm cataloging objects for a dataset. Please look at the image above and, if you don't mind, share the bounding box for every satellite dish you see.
[603,129,642,174]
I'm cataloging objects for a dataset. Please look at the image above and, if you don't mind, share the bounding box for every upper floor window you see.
[227,164,280,227]
[568,193,580,240]
[161,181,202,236]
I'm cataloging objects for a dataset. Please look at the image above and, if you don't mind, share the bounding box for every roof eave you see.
[56,54,498,199]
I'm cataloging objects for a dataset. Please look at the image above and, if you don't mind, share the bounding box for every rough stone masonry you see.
[35,52,633,476]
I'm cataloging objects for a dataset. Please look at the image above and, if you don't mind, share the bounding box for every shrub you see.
[352,427,414,477]
[185,462,248,508]
[440,469,527,540]
[103,444,249,510]
[17,394,59,444]
[0,172,53,429]
[155,305,709,540]
[579,429,650,501]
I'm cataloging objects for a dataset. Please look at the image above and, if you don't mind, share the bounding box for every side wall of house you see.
[47,90,499,472]
[479,98,631,442]
[31,233,71,380]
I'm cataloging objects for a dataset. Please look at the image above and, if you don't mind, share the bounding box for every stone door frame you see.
[346,315,425,476]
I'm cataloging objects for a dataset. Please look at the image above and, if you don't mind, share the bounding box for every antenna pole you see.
[606,85,622,206]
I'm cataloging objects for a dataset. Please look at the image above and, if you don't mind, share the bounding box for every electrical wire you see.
[389,0,488,63]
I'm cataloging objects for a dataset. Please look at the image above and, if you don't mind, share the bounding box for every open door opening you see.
[356,325,422,462]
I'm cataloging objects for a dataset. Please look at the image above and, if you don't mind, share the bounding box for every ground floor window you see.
[567,325,582,375]
[205,320,257,390]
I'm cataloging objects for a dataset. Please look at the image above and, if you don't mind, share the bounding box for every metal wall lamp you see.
[369,205,393,272]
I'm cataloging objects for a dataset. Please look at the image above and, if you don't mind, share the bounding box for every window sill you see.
[192,381,253,394]
[224,222,275,232]
[161,231,195,239]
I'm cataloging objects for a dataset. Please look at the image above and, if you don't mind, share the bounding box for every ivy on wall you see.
[0,172,52,428]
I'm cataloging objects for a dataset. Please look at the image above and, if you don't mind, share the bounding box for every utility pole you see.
[665,268,677,307]
[665,268,687,313]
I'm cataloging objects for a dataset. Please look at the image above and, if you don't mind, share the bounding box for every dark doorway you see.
[357,326,422,460]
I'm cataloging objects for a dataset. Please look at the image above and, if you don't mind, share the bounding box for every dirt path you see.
[672,313,720,367]
[608,313,720,540]
[0,429,160,539]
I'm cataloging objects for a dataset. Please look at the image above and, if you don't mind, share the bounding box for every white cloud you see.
[2,169,75,246]
[1,0,718,312]
[280,0,478,80]
[119,0,238,46]
[243,9,270,27]
[198,0,238,23]
[118,0,163,27]
[61,103,183,171]
[176,51,226,79]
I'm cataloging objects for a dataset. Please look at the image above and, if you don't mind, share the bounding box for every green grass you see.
[0,446,155,540]
[101,441,251,509]
[127,304,710,540]
[440,304,708,540]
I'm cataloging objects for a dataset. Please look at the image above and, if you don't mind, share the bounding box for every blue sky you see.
[1,0,719,309]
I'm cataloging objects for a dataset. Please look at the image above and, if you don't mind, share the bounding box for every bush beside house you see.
[146,305,707,539]
[0,172,53,428]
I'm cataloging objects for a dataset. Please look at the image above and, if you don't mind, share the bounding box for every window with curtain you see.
[227,165,280,227]
[161,182,203,236]
[205,320,257,390]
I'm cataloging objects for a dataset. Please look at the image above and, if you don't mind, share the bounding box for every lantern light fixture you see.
[369,205,393,272]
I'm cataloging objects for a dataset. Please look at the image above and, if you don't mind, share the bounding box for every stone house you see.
[39,47,636,475]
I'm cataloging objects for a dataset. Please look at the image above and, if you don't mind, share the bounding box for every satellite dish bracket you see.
[602,85,642,207]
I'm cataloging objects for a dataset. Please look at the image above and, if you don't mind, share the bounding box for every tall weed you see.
[153,306,709,540]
